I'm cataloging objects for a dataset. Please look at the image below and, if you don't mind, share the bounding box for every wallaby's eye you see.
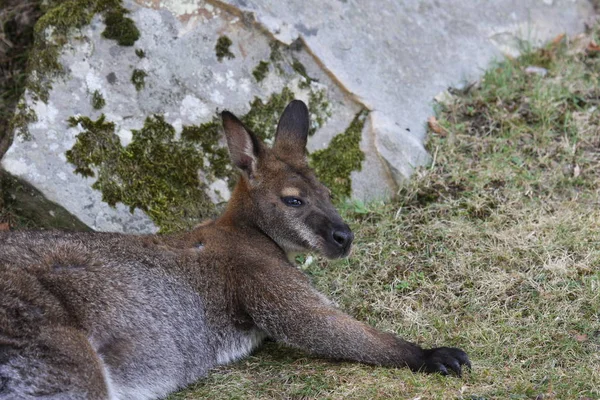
[282,197,303,207]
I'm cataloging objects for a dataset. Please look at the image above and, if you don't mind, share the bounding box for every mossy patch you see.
[65,114,219,232]
[269,41,283,63]
[64,84,335,230]
[252,61,270,82]
[215,35,234,62]
[310,110,368,199]
[10,100,38,140]
[101,6,140,46]
[240,86,331,143]
[292,58,315,89]
[181,122,232,181]
[241,87,296,142]
[91,90,105,109]
[135,48,145,58]
[307,89,331,136]
[131,69,147,91]
[26,0,139,102]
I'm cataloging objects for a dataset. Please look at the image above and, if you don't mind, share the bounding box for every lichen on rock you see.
[131,69,147,91]
[91,90,105,109]
[101,5,140,46]
[252,61,270,82]
[310,110,368,199]
[215,35,234,62]
[10,100,38,139]
[292,58,315,89]
[181,122,232,182]
[66,114,218,232]
[242,87,296,142]
[27,0,140,102]
[307,89,331,136]
[241,86,332,144]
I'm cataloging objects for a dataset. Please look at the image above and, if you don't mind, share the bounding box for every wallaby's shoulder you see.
[166,222,288,263]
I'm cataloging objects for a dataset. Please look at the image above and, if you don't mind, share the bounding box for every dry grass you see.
[171,31,600,399]
[1,1,598,396]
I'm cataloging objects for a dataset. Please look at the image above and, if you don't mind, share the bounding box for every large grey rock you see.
[0,0,594,233]
[219,0,594,182]
[2,0,364,233]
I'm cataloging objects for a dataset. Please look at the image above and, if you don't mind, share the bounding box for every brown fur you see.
[0,101,469,400]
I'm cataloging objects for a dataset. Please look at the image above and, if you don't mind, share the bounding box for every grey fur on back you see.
[0,230,263,399]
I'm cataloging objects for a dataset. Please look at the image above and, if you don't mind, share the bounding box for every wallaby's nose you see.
[332,226,354,248]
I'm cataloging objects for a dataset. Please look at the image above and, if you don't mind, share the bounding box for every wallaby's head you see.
[221,100,353,259]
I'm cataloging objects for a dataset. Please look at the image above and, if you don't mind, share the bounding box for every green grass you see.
[2,2,599,396]
[170,32,600,399]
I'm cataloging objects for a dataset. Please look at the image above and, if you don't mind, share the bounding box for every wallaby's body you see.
[0,101,469,400]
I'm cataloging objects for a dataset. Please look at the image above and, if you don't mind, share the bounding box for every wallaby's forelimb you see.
[240,260,469,375]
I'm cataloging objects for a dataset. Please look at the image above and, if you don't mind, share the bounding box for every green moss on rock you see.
[308,89,331,136]
[131,69,147,91]
[66,114,217,232]
[292,58,315,89]
[215,36,234,62]
[268,41,286,74]
[241,86,331,143]
[242,87,296,142]
[269,41,283,63]
[252,61,270,82]
[64,86,335,231]
[101,6,140,46]
[91,90,105,109]
[10,101,38,139]
[27,0,138,102]
[181,121,232,180]
[310,110,368,199]
[135,49,145,58]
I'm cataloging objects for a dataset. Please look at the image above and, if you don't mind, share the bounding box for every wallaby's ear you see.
[222,111,262,178]
[273,100,309,160]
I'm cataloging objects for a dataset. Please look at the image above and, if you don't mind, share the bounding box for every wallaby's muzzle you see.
[329,224,354,258]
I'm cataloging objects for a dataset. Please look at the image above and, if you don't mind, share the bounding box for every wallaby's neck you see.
[216,177,257,230]
[165,178,280,253]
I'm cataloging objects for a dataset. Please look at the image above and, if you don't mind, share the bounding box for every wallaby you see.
[0,100,470,400]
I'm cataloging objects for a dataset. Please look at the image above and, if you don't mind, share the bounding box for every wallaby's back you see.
[0,228,271,399]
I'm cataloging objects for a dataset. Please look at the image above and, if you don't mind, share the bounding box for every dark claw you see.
[420,346,471,377]
[437,363,449,376]
[465,359,472,372]
[455,350,471,367]
[447,359,462,376]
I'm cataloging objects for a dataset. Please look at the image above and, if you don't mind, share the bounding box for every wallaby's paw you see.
[421,347,471,377]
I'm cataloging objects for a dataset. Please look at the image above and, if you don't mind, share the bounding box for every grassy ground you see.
[169,31,600,399]
[1,1,598,397]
